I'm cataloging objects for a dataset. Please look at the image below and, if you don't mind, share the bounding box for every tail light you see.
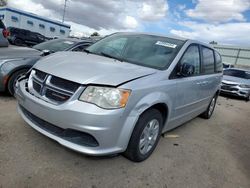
[2,29,10,38]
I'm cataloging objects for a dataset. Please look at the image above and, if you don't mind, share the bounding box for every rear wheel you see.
[200,94,217,119]
[7,69,28,96]
[123,109,163,162]
[14,38,24,46]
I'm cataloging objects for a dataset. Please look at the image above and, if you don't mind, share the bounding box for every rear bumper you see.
[15,79,138,156]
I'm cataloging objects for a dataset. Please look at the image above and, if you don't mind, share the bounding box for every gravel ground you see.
[0,94,249,188]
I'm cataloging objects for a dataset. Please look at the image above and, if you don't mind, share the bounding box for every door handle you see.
[196,81,209,85]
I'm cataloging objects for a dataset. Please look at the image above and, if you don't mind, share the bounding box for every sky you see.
[7,0,250,46]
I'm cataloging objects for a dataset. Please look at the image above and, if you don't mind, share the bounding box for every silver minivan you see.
[15,33,222,162]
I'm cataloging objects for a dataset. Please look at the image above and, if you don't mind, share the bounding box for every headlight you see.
[239,84,250,88]
[79,86,131,109]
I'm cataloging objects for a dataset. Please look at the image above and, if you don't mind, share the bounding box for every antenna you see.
[62,0,68,23]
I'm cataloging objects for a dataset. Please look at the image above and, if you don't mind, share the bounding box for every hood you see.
[33,52,157,86]
[0,46,41,59]
[222,75,250,85]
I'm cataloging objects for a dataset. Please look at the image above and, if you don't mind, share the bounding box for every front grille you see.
[28,69,80,104]
[221,85,238,91]
[20,106,99,147]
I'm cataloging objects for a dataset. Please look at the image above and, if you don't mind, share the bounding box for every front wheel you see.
[123,109,163,162]
[8,69,28,96]
[246,95,250,102]
[200,94,217,119]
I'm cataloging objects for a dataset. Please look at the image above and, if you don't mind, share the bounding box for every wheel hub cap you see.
[139,119,160,155]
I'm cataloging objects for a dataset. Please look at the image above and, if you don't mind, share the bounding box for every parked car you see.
[0,38,93,95]
[15,32,222,162]
[221,68,250,101]
[7,27,46,46]
[223,63,234,70]
[0,19,9,47]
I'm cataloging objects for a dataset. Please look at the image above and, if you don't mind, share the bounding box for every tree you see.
[209,41,218,45]
[91,32,100,37]
[0,0,7,7]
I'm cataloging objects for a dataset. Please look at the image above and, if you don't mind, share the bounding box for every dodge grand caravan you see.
[15,33,223,162]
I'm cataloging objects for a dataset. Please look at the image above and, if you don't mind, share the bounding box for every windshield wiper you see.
[83,49,95,54]
[100,51,123,62]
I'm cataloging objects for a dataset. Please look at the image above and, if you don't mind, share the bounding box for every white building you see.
[0,6,70,38]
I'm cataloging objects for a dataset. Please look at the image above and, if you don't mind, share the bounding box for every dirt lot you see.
[0,94,249,188]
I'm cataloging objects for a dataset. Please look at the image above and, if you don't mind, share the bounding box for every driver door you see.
[172,44,204,124]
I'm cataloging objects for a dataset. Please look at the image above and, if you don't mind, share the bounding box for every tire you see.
[14,38,24,46]
[7,69,28,96]
[123,109,163,162]
[246,95,250,102]
[200,94,217,119]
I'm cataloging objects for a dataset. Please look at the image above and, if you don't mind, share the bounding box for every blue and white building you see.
[0,6,71,38]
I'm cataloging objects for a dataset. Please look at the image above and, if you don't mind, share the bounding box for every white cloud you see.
[139,0,168,21]
[186,0,250,23]
[123,16,138,29]
[170,21,250,45]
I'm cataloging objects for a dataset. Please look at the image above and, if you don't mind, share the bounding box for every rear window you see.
[202,47,215,74]
[33,39,77,52]
[0,20,5,29]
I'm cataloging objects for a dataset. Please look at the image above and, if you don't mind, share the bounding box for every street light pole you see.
[62,0,68,23]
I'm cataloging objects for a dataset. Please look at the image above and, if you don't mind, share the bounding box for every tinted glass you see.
[202,47,215,74]
[86,33,185,70]
[72,44,90,52]
[180,45,200,75]
[0,20,5,29]
[33,39,77,52]
[224,69,250,79]
[215,51,222,72]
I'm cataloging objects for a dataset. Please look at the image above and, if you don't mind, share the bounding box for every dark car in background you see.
[221,68,250,101]
[7,27,46,46]
[0,38,93,95]
[0,20,9,47]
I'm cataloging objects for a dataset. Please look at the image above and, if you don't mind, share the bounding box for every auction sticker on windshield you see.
[155,41,177,48]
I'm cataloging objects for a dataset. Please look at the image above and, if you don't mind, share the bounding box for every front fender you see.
[117,91,172,150]
[129,91,172,119]
[1,57,40,77]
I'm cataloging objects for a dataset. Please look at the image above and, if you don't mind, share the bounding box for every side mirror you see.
[41,49,51,56]
[179,63,195,77]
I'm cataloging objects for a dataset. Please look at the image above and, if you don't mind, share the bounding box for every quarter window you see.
[202,47,215,74]
[215,51,222,73]
[180,45,200,75]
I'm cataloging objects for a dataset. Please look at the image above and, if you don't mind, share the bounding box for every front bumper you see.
[15,79,137,156]
[220,84,250,98]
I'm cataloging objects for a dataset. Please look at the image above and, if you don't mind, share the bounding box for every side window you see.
[179,45,200,75]
[202,47,215,74]
[215,51,222,73]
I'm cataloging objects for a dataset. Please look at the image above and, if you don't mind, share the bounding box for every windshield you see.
[224,69,250,79]
[86,33,185,70]
[33,39,77,52]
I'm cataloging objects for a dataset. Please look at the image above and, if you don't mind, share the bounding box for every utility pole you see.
[62,0,68,23]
